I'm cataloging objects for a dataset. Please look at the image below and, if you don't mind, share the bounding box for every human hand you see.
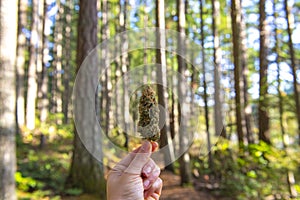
[107,141,162,200]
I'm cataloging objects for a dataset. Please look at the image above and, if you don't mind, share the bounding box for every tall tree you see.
[120,0,129,148]
[240,1,253,144]
[177,0,192,185]
[200,0,213,170]
[231,0,247,146]
[26,0,39,130]
[62,0,73,124]
[36,0,45,91]
[258,0,271,144]
[156,0,175,171]
[0,0,18,199]
[67,0,106,196]
[101,0,113,137]
[37,0,48,148]
[16,0,27,130]
[273,1,286,148]
[143,1,149,66]
[284,0,300,145]
[273,2,297,197]
[52,0,63,119]
[212,0,224,137]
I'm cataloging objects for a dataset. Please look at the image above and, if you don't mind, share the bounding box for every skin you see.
[107,141,163,200]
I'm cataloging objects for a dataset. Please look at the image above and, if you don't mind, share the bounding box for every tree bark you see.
[200,0,213,171]
[67,0,106,196]
[156,0,175,172]
[284,0,300,146]
[231,0,247,147]
[177,0,192,185]
[53,1,63,120]
[26,0,39,130]
[16,0,27,130]
[37,0,47,148]
[36,0,44,91]
[171,56,180,152]
[258,0,271,144]
[62,0,73,124]
[100,0,113,137]
[276,2,298,197]
[104,0,111,136]
[212,0,224,137]
[142,3,151,85]
[0,0,18,198]
[120,0,129,148]
[273,0,286,149]
[39,0,48,125]
[240,1,253,144]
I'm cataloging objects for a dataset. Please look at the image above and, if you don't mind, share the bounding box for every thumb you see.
[124,141,152,174]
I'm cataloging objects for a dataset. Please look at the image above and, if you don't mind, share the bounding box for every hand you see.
[107,141,163,200]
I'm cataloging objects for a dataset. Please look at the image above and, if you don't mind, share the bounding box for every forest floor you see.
[16,134,230,200]
[160,170,228,200]
[61,170,227,200]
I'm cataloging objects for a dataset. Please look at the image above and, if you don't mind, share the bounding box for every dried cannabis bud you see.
[137,85,160,141]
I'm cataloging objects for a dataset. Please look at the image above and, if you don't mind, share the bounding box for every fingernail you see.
[141,141,150,152]
[145,166,152,174]
[144,179,150,188]
[151,141,159,152]
[153,169,160,177]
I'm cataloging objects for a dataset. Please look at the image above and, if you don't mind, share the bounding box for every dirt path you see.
[160,171,218,200]
[62,170,226,200]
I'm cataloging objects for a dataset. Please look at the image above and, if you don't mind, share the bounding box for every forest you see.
[0,0,299,199]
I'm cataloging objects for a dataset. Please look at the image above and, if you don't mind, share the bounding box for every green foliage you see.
[15,172,44,192]
[16,125,73,199]
[64,188,83,196]
[108,127,128,149]
[17,146,70,192]
[35,113,73,140]
[193,139,300,199]
[18,190,57,200]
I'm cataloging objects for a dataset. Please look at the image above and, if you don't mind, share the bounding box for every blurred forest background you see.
[0,0,300,199]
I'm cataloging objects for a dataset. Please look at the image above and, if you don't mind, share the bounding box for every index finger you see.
[113,141,158,171]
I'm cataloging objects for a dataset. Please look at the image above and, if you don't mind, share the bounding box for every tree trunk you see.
[120,0,129,148]
[273,0,286,149]
[274,2,298,197]
[16,0,27,130]
[62,0,73,124]
[67,0,106,196]
[142,3,150,85]
[37,0,48,148]
[0,0,18,198]
[171,56,180,152]
[100,0,113,137]
[156,0,175,172]
[231,0,247,147]
[53,1,63,121]
[36,0,44,92]
[104,0,112,137]
[113,27,122,132]
[212,0,224,137]
[240,1,253,144]
[26,0,39,130]
[258,0,271,144]
[200,0,213,171]
[170,80,176,139]
[284,0,300,146]
[177,0,192,185]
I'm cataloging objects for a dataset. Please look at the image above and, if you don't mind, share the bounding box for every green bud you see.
[137,85,160,141]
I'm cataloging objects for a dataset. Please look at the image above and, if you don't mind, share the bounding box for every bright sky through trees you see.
[38,0,299,101]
